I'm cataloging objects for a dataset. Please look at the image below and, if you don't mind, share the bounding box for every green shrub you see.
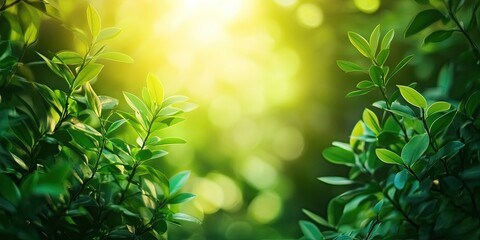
[300,1,480,239]
[0,1,198,239]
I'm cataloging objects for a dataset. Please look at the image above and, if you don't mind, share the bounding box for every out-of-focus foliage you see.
[0,1,197,239]
[301,0,480,239]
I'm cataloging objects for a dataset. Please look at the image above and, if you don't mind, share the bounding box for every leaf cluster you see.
[0,2,198,239]
[300,2,480,239]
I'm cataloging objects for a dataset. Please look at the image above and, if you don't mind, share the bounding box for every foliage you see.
[0,1,198,239]
[300,1,480,239]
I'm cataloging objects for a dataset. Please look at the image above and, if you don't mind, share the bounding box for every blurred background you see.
[35,0,432,239]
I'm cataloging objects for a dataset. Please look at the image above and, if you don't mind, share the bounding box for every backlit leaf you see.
[73,63,104,89]
[375,148,403,165]
[362,108,381,135]
[97,52,134,63]
[381,29,395,50]
[168,193,196,204]
[398,85,427,109]
[322,146,355,167]
[348,31,371,58]
[369,25,381,56]
[147,73,164,106]
[169,171,190,195]
[96,27,121,42]
[337,60,365,73]
[87,4,101,37]
[426,101,451,117]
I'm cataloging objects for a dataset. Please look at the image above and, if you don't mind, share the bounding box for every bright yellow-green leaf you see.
[362,108,381,135]
[369,24,381,57]
[23,24,38,46]
[97,52,134,63]
[375,148,403,165]
[381,29,395,50]
[426,101,451,117]
[350,120,364,149]
[348,31,371,58]
[87,4,101,37]
[398,85,427,109]
[147,73,164,106]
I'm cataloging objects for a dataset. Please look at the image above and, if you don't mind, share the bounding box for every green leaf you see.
[426,101,451,117]
[349,120,364,149]
[99,95,119,110]
[107,119,126,135]
[369,25,381,57]
[375,148,403,165]
[398,85,427,109]
[318,176,356,185]
[346,89,374,98]
[169,171,190,195]
[424,30,454,44]
[302,209,333,229]
[299,221,324,240]
[394,169,409,190]
[348,31,371,58]
[465,91,480,118]
[0,174,21,206]
[373,199,384,214]
[135,149,152,161]
[337,60,365,73]
[381,29,395,50]
[84,82,102,116]
[87,4,101,37]
[156,137,186,145]
[23,24,38,46]
[170,213,202,224]
[322,146,355,167]
[401,133,429,166]
[96,27,121,42]
[376,49,390,66]
[162,95,190,107]
[356,80,375,89]
[73,63,104,89]
[168,193,196,204]
[53,51,83,65]
[146,73,164,106]
[429,141,464,167]
[369,65,383,86]
[97,52,134,63]
[429,110,456,138]
[123,92,152,118]
[362,108,381,135]
[405,9,444,37]
[389,55,413,81]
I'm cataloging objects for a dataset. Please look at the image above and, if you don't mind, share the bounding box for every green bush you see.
[0,1,198,239]
[300,1,480,239]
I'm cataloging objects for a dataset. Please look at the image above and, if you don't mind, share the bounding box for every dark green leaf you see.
[405,9,444,37]
[394,169,409,190]
[373,199,384,214]
[429,110,456,138]
[302,209,333,229]
[369,65,383,86]
[465,91,480,118]
[0,174,21,206]
[135,149,152,161]
[424,30,454,44]
[376,49,390,66]
[322,146,355,167]
[401,133,429,166]
[299,220,324,240]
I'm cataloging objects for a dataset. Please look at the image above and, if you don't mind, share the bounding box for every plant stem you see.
[0,0,20,12]
[365,216,380,240]
[448,9,480,62]
[420,109,438,152]
[379,86,409,142]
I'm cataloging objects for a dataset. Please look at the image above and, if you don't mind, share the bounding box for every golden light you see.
[354,0,381,14]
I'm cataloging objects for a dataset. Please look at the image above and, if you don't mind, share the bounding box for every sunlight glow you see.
[247,191,283,223]
[354,0,380,14]
[296,3,323,28]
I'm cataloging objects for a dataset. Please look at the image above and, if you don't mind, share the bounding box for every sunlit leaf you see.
[375,148,403,165]
[53,51,83,65]
[147,73,164,106]
[398,85,427,109]
[346,89,374,98]
[87,4,101,37]
[84,82,102,116]
[96,27,121,42]
[97,52,134,63]
[381,29,395,50]
[73,63,104,89]
[107,119,126,136]
[369,24,381,57]
[168,193,196,204]
[426,101,451,117]
[337,60,365,73]
[348,31,371,58]
[169,213,202,224]
[362,108,381,135]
